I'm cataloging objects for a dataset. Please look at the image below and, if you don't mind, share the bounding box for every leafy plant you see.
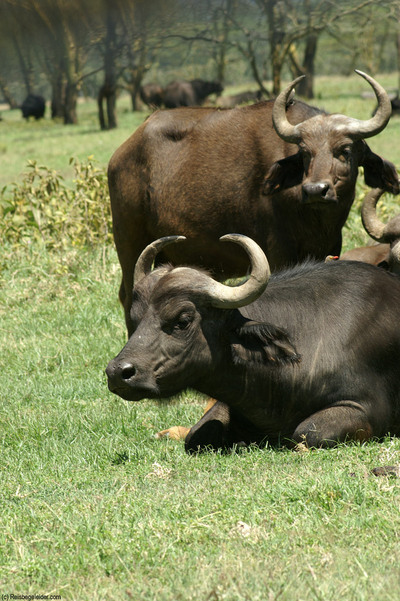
[0,157,111,250]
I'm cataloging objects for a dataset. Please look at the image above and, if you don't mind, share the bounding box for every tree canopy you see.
[0,0,398,126]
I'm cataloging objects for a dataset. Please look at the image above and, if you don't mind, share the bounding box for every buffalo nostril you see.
[303,182,330,198]
[121,363,136,380]
[319,183,329,196]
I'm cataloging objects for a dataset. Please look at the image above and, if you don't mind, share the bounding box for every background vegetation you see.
[1,71,400,599]
[2,0,400,128]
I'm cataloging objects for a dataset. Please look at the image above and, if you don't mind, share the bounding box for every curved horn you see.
[272,75,305,144]
[272,71,391,144]
[134,235,186,285]
[340,70,391,139]
[204,234,270,309]
[361,188,387,242]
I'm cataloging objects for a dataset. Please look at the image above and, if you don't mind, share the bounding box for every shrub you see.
[0,157,111,250]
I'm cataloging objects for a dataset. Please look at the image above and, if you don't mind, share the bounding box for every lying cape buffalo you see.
[108,70,399,335]
[340,188,400,274]
[215,89,264,108]
[106,234,400,452]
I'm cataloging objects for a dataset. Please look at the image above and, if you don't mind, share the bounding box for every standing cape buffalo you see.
[106,234,400,452]
[139,83,164,109]
[108,71,399,335]
[163,79,223,108]
[20,94,46,120]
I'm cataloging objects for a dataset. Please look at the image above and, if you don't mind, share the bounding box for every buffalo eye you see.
[174,311,194,331]
[161,305,196,335]
[335,145,352,162]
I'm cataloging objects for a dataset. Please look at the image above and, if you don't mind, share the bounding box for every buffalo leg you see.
[184,401,265,453]
[292,402,374,448]
[184,400,233,453]
[156,399,217,442]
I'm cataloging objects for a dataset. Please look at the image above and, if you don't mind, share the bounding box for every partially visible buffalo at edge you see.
[340,188,400,274]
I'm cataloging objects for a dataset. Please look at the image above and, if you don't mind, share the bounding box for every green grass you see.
[0,95,145,188]
[1,247,400,600]
[1,75,400,600]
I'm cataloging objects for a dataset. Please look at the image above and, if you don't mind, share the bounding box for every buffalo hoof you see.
[155,426,190,441]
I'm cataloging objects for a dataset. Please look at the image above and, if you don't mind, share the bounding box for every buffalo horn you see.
[200,234,271,309]
[361,188,388,242]
[272,75,305,144]
[272,70,391,143]
[134,234,271,309]
[343,70,392,139]
[133,235,186,285]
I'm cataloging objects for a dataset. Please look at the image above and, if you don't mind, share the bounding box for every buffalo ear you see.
[362,145,400,194]
[230,321,300,366]
[263,153,304,195]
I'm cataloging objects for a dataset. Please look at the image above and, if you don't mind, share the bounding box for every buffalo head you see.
[267,70,397,204]
[106,234,276,402]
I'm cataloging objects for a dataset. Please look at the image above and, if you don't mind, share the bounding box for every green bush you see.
[0,157,111,250]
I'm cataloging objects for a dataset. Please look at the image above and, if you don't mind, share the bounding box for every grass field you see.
[1,74,400,600]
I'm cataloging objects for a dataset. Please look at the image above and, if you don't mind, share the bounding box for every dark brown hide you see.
[108,81,399,335]
[106,236,400,452]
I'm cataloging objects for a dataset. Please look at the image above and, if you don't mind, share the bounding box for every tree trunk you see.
[298,34,318,98]
[63,82,78,125]
[51,71,66,119]
[265,0,285,95]
[13,36,34,96]
[0,77,18,109]
[98,0,118,129]
[98,84,117,130]
[397,32,400,93]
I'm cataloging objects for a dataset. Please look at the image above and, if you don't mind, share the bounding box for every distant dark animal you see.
[106,234,400,452]
[20,94,45,120]
[340,188,400,274]
[108,70,399,335]
[216,90,264,108]
[163,79,223,108]
[139,83,164,109]
[390,96,400,115]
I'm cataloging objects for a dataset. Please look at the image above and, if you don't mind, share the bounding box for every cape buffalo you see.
[106,234,400,452]
[108,70,399,335]
[340,188,400,274]
[139,83,164,109]
[163,79,223,108]
[20,94,45,120]
[215,90,264,108]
